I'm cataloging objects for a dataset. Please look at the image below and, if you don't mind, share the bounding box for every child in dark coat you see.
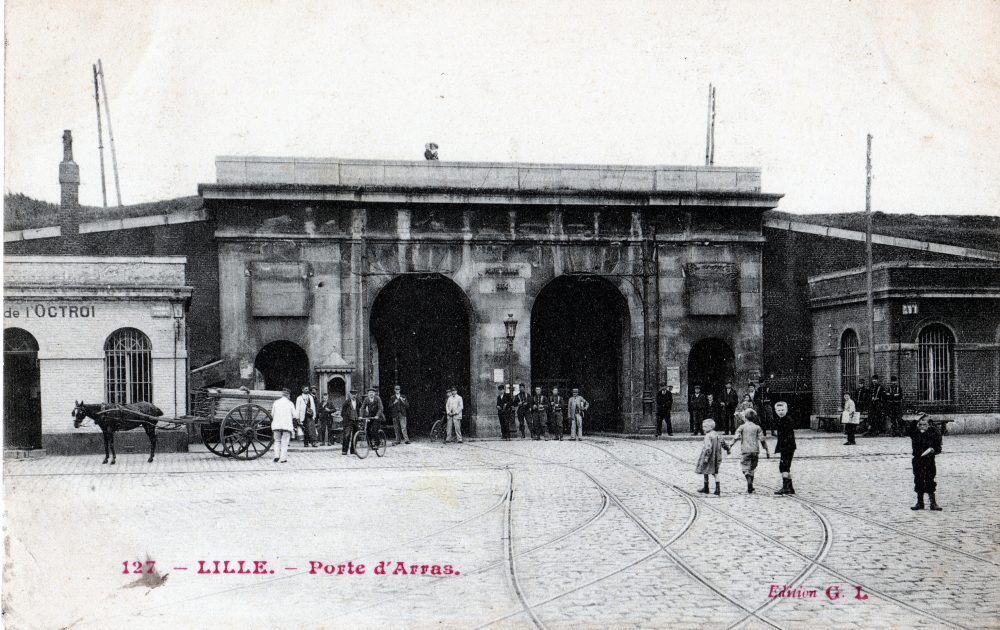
[695,419,731,495]
[908,417,943,511]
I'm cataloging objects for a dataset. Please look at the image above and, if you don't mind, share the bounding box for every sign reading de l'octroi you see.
[4,304,97,319]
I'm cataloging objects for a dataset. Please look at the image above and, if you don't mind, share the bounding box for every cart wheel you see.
[222,404,274,460]
[200,422,230,458]
[374,430,387,457]
[353,430,370,459]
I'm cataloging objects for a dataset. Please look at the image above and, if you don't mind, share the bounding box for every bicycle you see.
[429,413,447,443]
[353,416,387,459]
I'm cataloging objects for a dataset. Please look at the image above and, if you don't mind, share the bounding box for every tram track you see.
[313,465,612,627]
[466,442,784,629]
[595,438,975,630]
[629,437,1000,568]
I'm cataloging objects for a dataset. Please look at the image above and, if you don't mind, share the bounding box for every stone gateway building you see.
[5,134,1000,452]
[200,157,781,437]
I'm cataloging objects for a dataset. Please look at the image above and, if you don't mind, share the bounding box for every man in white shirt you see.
[445,386,464,444]
[296,385,318,447]
[270,388,297,463]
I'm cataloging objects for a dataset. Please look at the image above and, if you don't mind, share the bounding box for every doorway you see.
[530,274,629,432]
[4,328,42,449]
[370,274,471,436]
[687,338,736,400]
[254,340,309,391]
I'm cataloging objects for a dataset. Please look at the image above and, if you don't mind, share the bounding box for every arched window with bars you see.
[917,324,954,402]
[105,328,153,404]
[839,329,860,396]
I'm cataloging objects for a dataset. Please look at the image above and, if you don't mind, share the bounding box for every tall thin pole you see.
[705,83,716,166]
[92,64,108,208]
[865,134,875,381]
[97,59,123,207]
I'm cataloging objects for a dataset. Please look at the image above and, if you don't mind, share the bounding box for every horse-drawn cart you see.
[194,388,278,459]
[73,388,281,463]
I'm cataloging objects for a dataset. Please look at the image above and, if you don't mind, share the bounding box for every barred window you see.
[105,328,152,404]
[917,324,954,402]
[839,329,860,396]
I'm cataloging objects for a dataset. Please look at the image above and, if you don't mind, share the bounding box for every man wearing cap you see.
[773,401,796,495]
[567,388,589,441]
[529,386,548,440]
[318,393,337,446]
[514,383,529,439]
[722,381,739,435]
[548,387,566,441]
[868,375,886,436]
[756,378,775,437]
[389,384,410,445]
[360,387,386,449]
[496,384,513,441]
[340,389,359,455]
[887,375,904,437]
[270,388,296,463]
[689,385,707,435]
[296,385,319,448]
[445,386,464,443]
[656,384,673,437]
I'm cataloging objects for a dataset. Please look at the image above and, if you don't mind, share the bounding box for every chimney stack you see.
[58,130,80,244]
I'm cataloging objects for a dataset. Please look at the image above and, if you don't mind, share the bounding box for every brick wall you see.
[761,226,970,394]
[4,218,220,369]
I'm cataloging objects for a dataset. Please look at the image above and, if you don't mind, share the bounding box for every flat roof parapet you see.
[212,156,763,194]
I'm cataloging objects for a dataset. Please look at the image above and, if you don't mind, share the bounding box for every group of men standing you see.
[854,375,905,436]
[684,380,775,436]
[495,383,589,441]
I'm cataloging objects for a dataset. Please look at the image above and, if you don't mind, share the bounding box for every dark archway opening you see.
[254,341,309,391]
[371,274,471,436]
[688,338,735,400]
[530,274,629,432]
[4,328,42,449]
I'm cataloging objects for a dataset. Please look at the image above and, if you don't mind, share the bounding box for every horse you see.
[72,401,164,464]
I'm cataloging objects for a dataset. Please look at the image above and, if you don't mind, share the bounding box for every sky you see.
[4,0,1000,215]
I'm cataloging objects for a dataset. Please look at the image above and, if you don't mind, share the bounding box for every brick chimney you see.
[58,129,80,247]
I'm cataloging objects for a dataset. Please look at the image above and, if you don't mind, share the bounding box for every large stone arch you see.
[529,273,633,432]
[368,272,474,436]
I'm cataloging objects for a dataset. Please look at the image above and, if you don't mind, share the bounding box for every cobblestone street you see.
[4,434,999,629]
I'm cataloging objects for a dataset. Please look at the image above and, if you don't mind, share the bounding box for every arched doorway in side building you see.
[530,274,630,433]
[370,273,472,437]
[4,328,42,450]
[688,338,736,400]
[254,341,310,392]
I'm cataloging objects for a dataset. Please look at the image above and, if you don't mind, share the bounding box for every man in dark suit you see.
[360,386,386,448]
[869,375,887,436]
[689,385,707,435]
[514,383,529,439]
[529,386,549,440]
[656,384,674,437]
[548,387,565,441]
[887,375,904,437]
[389,384,410,445]
[755,379,775,436]
[722,381,739,435]
[496,384,513,440]
[340,389,359,455]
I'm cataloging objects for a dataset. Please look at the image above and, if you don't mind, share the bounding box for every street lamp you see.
[504,314,518,393]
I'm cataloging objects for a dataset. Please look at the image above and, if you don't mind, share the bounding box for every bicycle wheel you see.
[374,430,387,457]
[353,430,370,459]
[429,418,445,442]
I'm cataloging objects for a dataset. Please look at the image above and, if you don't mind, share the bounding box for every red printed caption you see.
[123,559,459,576]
